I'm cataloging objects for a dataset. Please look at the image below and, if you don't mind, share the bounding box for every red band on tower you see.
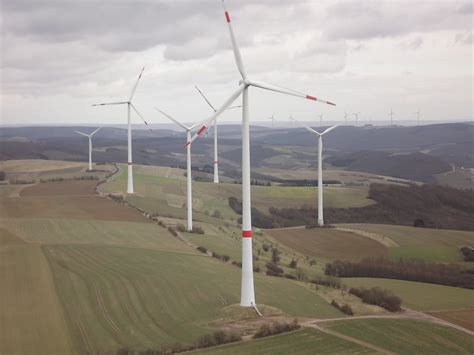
[306,95,317,101]
[128,162,133,166]
[225,11,231,23]
[242,230,252,238]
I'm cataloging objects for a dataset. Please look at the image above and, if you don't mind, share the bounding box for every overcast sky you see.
[1,0,472,127]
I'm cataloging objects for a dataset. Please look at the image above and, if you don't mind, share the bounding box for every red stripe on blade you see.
[183,142,191,149]
[242,230,252,238]
[197,125,207,135]
[225,11,231,23]
[306,95,317,101]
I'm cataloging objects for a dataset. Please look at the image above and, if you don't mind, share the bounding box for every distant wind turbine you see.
[74,127,101,171]
[389,108,394,125]
[318,114,324,127]
[353,112,360,126]
[92,67,151,194]
[193,82,241,184]
[344,112,348,123]
[185,0,336,308]
[414,109,420,126]
[155,108,201,231]
[292,117,339,226]
[268,113,276,128]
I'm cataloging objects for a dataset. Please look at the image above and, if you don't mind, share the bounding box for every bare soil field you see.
[266,227,388,261]
[428,309,474,331]
[1,181,149,223]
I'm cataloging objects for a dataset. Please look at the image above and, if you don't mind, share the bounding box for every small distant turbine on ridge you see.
[193,82,241,184]
[318,114,324,127]
[92,67,151,194]
[155,108,201,231]
[389,108,395,125]
[344,112,348,123]
[414,109,421,126]
[292,117,340,226]
[353,112,360,126]
[268,113,276,128]
[74,127,101,171]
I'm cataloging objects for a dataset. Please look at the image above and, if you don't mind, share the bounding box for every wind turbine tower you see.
[92,67,150,194]
[415,109,420,126]
[389,108,394,125]
[353,112,360,126]
[292,118,339,226]
[318,114,324,127]
[74,127,101,171]
[186,0,336,308]
[155,108,201,231]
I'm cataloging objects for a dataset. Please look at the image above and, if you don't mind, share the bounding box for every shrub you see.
[175,223,187,232]
[253,320,300,339]
[253,265,261,273]
[295,268,308,281]
[349,287,401,312]
[289,259,298,269]
[197,246,208,254]
[262,243,270,252]
[212,210,222,219]
[191,226,205,234]
[266,262,283,277]
[311,276,342,289]
[330,300,354,315]
[460,246,474,262]
[284,273,297,280]
[0,171,5,181]
[271,247,281,264]
[232,261,242,268]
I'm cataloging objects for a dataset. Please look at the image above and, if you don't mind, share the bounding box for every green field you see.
[343,278,474,311]
[327,319,474,354]
[45,244,342,353]
[100,164,374,218]
[338,224,474,263]
[192,328,374,354]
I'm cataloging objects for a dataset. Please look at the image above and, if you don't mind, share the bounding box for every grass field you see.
[427,309,474,331]
[0,233,74,355]
[45,244,342,353]
[266,227,388,261]
[337,224,474,263]
[326,319,474,354]
[343,278,474,311]
[191,328,375,354]
[100,164,374,218]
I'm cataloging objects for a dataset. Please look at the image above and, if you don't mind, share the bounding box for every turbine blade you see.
[154,108,189,131]
[129,67,145,101]
[222,0,246,79]
[291,117,320,135]
[185,84,245,148]
[248,79,336,106]
[90,127,102,136]
[321,123,341,135]
[130,103,152,131]
[74,130,90,137]
[193,82,217,112]
[92,101,128,106]
[226,105,242,110]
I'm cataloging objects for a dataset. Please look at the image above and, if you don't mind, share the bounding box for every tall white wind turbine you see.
[74,127,101,171]
[155,108,201,231]
[186,0,336,308]
[292,118,339,226]
[92,67,150,194]
[193,82,241,184]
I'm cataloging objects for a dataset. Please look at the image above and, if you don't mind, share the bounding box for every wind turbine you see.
[185,0,336,308]
[292,118,339,226]
[268,113,276,128]
[344,112,348,123]
[389,108,394,125]
[353,112,360,126]
[318,114,324,127]
[92,67,150,194]
[74,127,101,171]
[193,82,241,184]
[155,108,201,231]
[414,109,420,126]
